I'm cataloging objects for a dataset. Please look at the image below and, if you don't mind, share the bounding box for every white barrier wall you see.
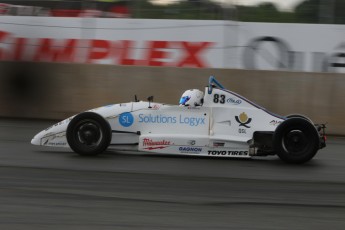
[0,16,345,72]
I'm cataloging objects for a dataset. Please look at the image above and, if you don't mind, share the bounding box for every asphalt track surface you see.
[0,119,344,230]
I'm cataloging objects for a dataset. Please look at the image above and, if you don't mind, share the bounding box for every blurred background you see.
[0,0,344,23]
[0,0,344,134]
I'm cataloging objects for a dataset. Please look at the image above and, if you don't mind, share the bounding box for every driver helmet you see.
[179,89,204,107]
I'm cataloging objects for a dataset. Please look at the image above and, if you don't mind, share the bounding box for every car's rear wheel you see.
[66,112,112,156]
[273,118,319,164]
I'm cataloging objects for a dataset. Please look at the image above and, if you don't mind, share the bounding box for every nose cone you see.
[31,130,45,145]
[30,120,69,147]
[31,137,40,145]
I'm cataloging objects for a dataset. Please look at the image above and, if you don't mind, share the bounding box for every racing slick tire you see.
[66,112,112,156]
[273,117,320,164]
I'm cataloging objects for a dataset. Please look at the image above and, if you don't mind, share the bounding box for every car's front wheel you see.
[273,117,320,164]
[66,112,112,156]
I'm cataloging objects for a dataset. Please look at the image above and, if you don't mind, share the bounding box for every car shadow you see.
[34,148,325,168]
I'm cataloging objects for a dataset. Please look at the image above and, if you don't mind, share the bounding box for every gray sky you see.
[150,0,305,11]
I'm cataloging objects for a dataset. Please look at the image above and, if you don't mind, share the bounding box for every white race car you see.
[31,76,326,164]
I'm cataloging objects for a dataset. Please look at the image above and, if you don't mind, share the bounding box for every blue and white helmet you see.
[179,89,204,107]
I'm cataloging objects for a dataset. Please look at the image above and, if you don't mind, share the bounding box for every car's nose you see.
[31,137,40,145]
[31,130,46,146]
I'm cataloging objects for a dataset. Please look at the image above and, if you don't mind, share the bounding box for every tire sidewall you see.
[66,112,112,156]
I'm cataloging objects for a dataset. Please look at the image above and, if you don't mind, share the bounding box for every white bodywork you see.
[32,78,286,158]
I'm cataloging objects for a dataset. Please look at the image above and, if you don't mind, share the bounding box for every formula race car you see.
[31,76,326,164]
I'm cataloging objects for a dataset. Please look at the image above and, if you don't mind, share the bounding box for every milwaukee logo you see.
[143,138,170,147]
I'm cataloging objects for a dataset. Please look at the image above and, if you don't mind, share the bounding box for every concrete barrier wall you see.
[0,62,344,135]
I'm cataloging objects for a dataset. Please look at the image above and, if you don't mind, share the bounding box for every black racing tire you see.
[286,114,313,123]
[66,112,112,156]
[273,117,320,164]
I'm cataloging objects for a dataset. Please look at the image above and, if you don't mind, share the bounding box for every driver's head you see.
[179,89,204,107]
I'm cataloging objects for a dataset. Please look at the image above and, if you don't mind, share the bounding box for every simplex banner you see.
[0,16,344,72]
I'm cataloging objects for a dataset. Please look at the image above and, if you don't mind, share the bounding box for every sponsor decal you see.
[270,120,282,126]
[235,112,252,128]
[187,107,201,110]
[46,142,67,146]
[119,112,134,127]
[151,104,161,110]
[42,132,66,146]
[0,30,213,68]
[238,128,247,134]
[179,147,202,154]
[213,95,242,105]
[208,150,249,156]
[143,138,171,150]
[138,114,205,127]
[213,142,225,147]
[227,98,242,105]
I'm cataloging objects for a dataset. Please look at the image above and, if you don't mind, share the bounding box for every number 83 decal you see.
[213,94,225,104]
